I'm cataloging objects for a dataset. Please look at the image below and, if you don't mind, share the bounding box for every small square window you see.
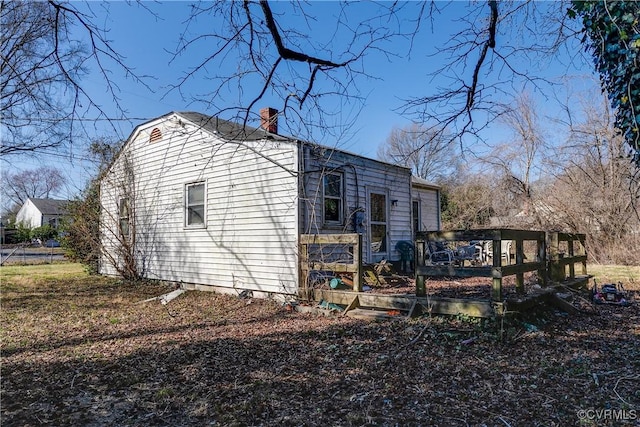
[186,182,206,227]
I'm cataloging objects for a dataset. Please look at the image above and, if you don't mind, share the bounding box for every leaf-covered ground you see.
[1,264,639,426]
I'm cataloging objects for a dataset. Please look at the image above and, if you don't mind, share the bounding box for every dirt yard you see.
[1,263,639,426]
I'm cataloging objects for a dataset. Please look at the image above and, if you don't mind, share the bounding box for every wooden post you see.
[580,236,588,276]
[492,239,502,301]
[415,239,426,297]
[354,234,363,292]
[515,238,524,294]
[548,232,564,282]
[537,234,547,287]
[568,239,575,279]
[299,240,309,300]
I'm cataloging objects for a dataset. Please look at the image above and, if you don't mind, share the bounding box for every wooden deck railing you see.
[547,232,588,282]
[299,230,587,307]
[299,233,363,299]
[415,229,547,301]
[415,229,588,302]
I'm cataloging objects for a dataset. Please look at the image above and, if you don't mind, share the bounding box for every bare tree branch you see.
[399,0,583,152]
[167,1,402,142]
[1,1,150,158]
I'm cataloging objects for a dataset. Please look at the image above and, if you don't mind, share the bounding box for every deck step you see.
[345,307,407,321]
[358,294,415,311]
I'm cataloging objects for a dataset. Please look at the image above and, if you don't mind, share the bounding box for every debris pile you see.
[592,281,632,306]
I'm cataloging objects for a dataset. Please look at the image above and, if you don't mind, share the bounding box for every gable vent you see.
[149,127,162,143]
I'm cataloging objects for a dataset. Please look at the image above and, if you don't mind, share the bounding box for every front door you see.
[368,190,389,262]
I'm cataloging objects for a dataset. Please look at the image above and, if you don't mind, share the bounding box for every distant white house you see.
[16,198,69,229]
[99,109,441,297]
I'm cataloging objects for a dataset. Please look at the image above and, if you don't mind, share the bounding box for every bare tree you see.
[174,1,563,144]
[544,92,640,264]
[377,124,459,183]
[62,138,123,274]
[440,172,495,230]
[166,1,614,164]
[1,166,67,210]
[480,92,550,227]
[64,147,142,279]
[168,1,411,142]
[1,1,146,157]
[398,1,590,148]
[4,1,636,167]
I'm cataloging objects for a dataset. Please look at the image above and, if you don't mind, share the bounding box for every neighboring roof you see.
[411,176,440,190]
[28,198,69,215]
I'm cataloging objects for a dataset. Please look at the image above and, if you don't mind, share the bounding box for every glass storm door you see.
[369,191,388,259]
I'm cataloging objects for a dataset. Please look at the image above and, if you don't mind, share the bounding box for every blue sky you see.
[6,1,599,203]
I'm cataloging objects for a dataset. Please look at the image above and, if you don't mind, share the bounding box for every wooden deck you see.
[301,230,590,319]
[313,289,495,318]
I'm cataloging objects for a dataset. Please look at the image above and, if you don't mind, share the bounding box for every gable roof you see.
[411,176,440,190]
[113,110,411,175]
[175,112,290,142]
[176,112,417,174]
[28,198,69,215]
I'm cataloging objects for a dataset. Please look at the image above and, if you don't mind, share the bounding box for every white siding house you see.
[16,198,69,229]
[99,110,440,297]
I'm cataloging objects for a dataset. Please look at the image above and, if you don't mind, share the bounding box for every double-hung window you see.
[323,172,344,225]
[119,198,130,237]
[185,182,206,227]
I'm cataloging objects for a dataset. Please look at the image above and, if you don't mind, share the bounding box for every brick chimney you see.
[260,107,278,134]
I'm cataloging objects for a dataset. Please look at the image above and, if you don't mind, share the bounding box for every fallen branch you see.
[613,375,640,405]
[558,284,598,313]
[403,319,432,348]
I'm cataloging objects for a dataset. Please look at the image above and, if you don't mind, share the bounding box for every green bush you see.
[15,223,32,243]
[31,225,58,242]
[61,188,100,275]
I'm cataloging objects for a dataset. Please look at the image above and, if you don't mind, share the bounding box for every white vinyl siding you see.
[100,118,299,295]
[412,185,441,232]
[99,114,442,294]
[16,199,41,228]
[300,145,413,263]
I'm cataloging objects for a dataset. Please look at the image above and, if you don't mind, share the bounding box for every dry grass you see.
[588,264,640,287]
[1,263,639,426]
[1,262,86,288]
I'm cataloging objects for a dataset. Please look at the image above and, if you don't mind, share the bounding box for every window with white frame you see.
[119,198,130,237]
[185,182,206,227]
[323,172,343,224]
[369,192,387,253]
